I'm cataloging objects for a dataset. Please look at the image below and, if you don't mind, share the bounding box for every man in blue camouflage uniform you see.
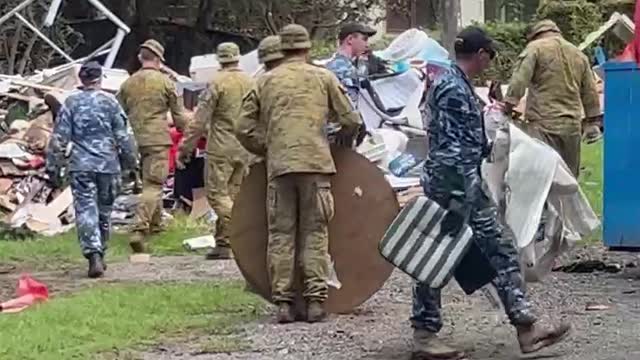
[326,23,377,105]
[46,61,138,278]
[412,27,571,359]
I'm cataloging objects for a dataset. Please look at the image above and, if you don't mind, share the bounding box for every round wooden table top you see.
[230,147,399,315]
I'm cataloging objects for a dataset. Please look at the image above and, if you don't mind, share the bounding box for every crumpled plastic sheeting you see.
[0,274,49,314]
[482,108,600,282]
[369,70,423,111]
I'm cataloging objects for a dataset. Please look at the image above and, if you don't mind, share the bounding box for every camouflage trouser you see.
[267,173,334,303]
[411,168,535,332]
[133,146,169,234]
[205,154,247,248]
[70,172,120,258]
[521,124,581,178]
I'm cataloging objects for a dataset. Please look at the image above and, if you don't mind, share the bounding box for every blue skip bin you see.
[603,61,640,250]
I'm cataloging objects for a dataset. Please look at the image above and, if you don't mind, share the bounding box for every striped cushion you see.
[379,195,474,288]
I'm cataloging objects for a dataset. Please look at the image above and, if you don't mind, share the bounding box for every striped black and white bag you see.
[379,195,474,289]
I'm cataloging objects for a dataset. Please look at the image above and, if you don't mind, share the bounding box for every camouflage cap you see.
[527,20,561,41]
[279,24,312,50]
[217,42,241,64]
[258,36,284,64]
[140,39,166,62]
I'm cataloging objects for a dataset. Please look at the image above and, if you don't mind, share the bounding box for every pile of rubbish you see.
[0,61,193,237]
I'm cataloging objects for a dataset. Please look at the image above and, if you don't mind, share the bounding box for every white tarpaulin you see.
[482,106,600,281]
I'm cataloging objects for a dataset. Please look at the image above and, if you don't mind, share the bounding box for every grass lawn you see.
[579,141,603,243]
[0,281,265,360]
[0,215,209,270]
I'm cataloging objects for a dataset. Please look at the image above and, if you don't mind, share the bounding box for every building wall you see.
[378,0,486,36]
[461,0,485,27]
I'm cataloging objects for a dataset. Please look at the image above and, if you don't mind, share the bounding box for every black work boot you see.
[88,253,105,279]
[205,246,233,260]
[306,301,327,323]
[129,232,147,254]
[276,302,294,324]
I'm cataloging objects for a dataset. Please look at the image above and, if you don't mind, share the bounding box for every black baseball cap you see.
[78,61,103,82]
[454,26,497,58]
[338,23,377,41]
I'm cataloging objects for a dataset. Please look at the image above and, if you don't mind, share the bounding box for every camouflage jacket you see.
[46,88,138,176]
[179,68,253,161]
[505,35,601,136]
[117,67,188,147]
[237,57,362,180]
[326,52,359,105]
[423,65,488,211]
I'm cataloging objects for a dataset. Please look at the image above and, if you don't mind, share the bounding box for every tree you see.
[440,0,460,57]
[0,0,82,75]
[195,0,385,39]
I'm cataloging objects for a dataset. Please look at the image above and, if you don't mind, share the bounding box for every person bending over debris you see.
[412,27,570,359]
[237,24,363,324]
[504,20,602,177]
[117,39,189,253]
[178,42,254,260]
[46,61,138,279]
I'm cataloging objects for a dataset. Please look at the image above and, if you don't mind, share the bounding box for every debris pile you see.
[0,49,210,237]
[0,87,75,238]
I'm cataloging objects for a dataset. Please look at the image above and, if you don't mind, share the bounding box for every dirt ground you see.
[3,249,640,360]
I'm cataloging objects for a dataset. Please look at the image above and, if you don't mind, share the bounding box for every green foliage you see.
[0,282,265,360]
[311,39,337,60]
[480,21,529,83]
[310,35,396,60]
[536,0,602,45]
[599,0,636,19]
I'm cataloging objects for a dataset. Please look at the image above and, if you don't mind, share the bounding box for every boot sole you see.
[520,324,571,354]
[205,255,233,260]
[306,314,327,323]
[276,316,295,324]
[411,352,467,360]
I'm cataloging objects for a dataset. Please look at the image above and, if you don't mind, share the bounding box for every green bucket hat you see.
[279,24,312,50]
[258,35,285,64]
[217,42,241,64]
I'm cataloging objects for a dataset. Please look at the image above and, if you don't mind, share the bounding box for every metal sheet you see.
[231,147,398,315]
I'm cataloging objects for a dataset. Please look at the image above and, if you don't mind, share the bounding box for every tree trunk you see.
[7,22,23,75]
[441,0,460,58]
[196,0,216,31]
[17,33,38,75]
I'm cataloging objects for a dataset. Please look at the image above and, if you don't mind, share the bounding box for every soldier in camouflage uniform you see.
[117,39,188,253]
[178,42,254,260]
[46,61,137,278]
[325,23,377,105]
[505,20,601,177]
[413,27,571,359]
[258,35,285,71]
[237,24,363,324]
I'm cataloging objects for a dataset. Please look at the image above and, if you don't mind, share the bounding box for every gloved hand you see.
[583,115,603,144]
[355,124,368,147]
[440,210,465,238]
[582,124,602,144]
[176,151,191,170]
[45,169,62,189]
[334,127,356,147]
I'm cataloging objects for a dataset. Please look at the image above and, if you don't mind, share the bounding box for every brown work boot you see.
[205,246,233,260]
[129,232,147,254]
[276,302,294,324]
[517,322,571,354]
[412,329,465,360]
[306,301,327,323]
